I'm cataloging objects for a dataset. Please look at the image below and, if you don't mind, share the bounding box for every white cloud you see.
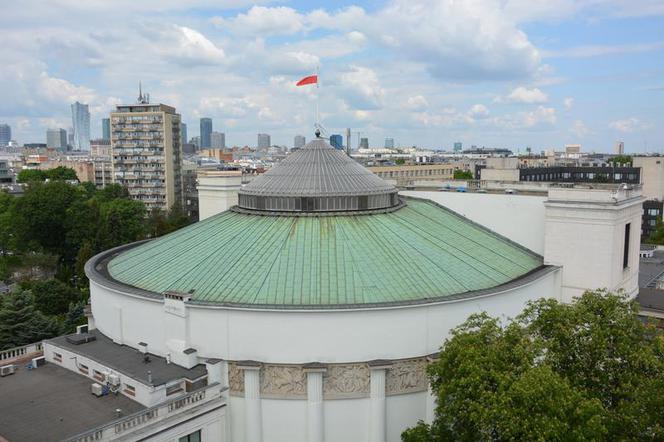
[339,66,385,110]
[158,26,225,66]
[609,117,649,133]
[368,0,541,80]
[505,86,549,103]
[213,6,305,35]
[406,95,429,111]
[468,104,490,118]
[563,97,574,110]
[494,105,557,129]
[570,120,589,137]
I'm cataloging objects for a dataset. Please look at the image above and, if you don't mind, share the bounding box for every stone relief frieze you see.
[385,358,428,395]
[260,365,306,398]
[323,364,370,398]
[228,362,244,395]
[227,357,430,399]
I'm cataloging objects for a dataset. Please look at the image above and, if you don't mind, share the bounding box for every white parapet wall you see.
[197,170,243,220]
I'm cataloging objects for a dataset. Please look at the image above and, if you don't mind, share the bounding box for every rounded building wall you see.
[89,267,561,364]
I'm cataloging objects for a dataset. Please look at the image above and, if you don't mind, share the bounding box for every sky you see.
[1,0,663,153]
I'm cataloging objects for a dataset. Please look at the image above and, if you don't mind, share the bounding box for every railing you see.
[0,342,43,364]
[64,383,226,442]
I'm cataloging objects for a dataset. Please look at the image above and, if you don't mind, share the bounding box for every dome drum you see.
[237,191,399,213]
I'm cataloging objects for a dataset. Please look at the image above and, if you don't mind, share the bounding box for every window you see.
[124,384,136,397]
[53,352,62,363]
[623,223,631,269]
[179,430,201,442]
[93,369,105,382]
[78,363,89,375]
[166,382,184,396]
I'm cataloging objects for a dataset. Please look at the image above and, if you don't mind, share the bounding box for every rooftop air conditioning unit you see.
[76,324,89,334]
[91,382,103,397]
[0,364,16,377]
[32,356,46,368]
[108,374,121,386]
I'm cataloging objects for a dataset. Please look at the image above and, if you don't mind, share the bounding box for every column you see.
[240,361,262,442]
[304,363,326,442]
[368,360,391,442]
[425,354,439,424]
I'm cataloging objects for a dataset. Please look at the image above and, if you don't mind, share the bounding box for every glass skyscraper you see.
[102,118,111,141]
[200,118,212,149]
[0,124,10,146]
[330,134,343,149]
[71,101,90,151]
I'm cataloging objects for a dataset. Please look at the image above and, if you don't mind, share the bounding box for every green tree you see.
[98,199,146,249]
[453,169,474,180]
[10,181,83,256]
[29,279,82,316]
[96,183,130,202]
[395,158,406,165]
[608,155,633,165]
[0,290,59,350]
[45,166,78,181]
[404,290,664,441]
[16,169,46,183]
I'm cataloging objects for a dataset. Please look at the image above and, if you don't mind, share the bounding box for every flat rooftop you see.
[638,250,664,288]
[48,330,207,387]
[0,362,144,442]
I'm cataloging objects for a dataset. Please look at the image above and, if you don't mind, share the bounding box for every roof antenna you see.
[138,81,143,103]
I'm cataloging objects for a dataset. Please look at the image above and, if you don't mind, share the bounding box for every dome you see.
[101,197,543,308]
[237,138,399,213]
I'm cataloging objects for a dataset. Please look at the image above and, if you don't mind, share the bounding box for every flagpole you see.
[315,65,320,129]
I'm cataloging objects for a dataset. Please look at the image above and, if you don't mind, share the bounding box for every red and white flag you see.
[296,75,318,86]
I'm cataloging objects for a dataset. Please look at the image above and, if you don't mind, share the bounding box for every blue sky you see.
[1,0,663,152]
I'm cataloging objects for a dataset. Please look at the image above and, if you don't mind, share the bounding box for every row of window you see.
[239,193,399,212]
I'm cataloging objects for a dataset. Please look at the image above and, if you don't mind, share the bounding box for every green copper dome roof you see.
[104,197,543,308]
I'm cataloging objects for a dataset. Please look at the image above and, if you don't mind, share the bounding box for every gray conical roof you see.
[237,138,399,213]
[240,138,395,197]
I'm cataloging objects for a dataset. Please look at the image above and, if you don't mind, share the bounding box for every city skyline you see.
[1,1,663,152]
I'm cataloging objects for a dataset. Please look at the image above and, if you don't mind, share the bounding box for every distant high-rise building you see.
[180,123,188,147]
[565,144,581,155]
[330,134,343,149]
[111,96,183,212]
[71,101,90,151]
[453,142,462,152]
[257,133,271,149]
[614,141,625,155]
[345,128,351,155]
[384,138,395,149]
[294,135,305,149]
[68,127,74,148]
[191,136,200,149]
[200,118,212,148]
[0,124,10,146]
[102,118,111,141]
[46,128,67,150]
[211,131,226,149]
[360,137,369,149]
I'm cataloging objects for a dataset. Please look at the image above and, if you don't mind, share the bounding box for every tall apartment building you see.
[71,101,90,151]
[211,131,225,149]
[200,118,212,148]
[257,133,271,149]
[46,128,67,150]
[0,124,10,146]
[614,141,625,155]
[110,98,183,212]
[385,138,395,149]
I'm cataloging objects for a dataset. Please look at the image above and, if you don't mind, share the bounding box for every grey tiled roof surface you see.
[239,138,396,197]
